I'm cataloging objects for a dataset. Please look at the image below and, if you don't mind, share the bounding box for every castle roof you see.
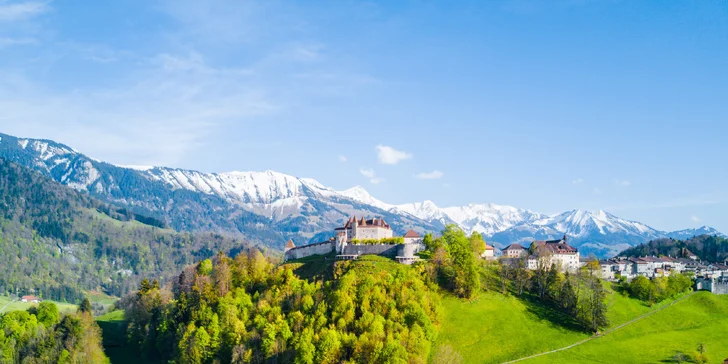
[341,216,391,230]
[503,243,526,251]
[285,239,296,249]
[485,244,495,251]
[404,229,421,238]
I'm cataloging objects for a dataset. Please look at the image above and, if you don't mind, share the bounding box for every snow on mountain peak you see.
[339,186,393,210]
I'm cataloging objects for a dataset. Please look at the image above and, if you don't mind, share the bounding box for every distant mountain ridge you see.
[0,131,723,257]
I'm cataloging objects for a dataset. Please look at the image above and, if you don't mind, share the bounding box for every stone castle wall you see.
[285,241,335,261]
[714,282,728,294]
[342,244,401,258]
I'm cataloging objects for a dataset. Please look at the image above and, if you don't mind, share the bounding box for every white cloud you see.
[0,51,278,166]
[0,37,36,47]
[415,170,444,180]
[593,187,602,194]
[359,168,383,184]
[338,155,347,163]
[376,145,412,165]
[572,178,584,185]
[614,179,631,187]
[0,1,49,22]
[691,215,701,223]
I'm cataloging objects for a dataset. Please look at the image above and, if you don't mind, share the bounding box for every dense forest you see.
[0,301,108,363]
[121,251,440,363]
[0,158,260,303]
[619,235,728,263]
[120,225,615,363]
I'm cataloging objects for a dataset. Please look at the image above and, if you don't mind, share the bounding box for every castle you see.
[284,216,425,264]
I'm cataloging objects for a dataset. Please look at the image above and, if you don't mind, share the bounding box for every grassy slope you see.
[523,292,728,364]
[435,283,668,363]
[435,292,588,363]
[0,295,77,314]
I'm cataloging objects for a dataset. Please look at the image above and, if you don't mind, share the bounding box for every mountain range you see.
[0,131,723,258]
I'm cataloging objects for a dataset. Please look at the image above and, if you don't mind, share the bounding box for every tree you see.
[469,232,486,256]
[78,297,92,314]
[587,278,609,333]
[512,259,530,296]
[37,301,60,327]
[441,225,480,298]
[672,351,687,364]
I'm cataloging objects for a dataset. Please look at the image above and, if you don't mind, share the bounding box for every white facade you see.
[504,245,527,258]
[355,226,393,240]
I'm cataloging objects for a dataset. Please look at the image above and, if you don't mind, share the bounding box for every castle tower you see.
[336,231,348,254]
[284,239,295,253]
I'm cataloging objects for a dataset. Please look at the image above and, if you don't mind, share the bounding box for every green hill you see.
[0,158,257,303]
[434,282,687,363]
[522,292,728,364]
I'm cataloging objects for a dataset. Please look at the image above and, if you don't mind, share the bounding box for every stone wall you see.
[714,282,728,294]
[342,244,401,258]
[285,241,335,261]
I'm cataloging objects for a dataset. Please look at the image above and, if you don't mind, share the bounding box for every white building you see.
[335,216,394,242]
[529,237,580,273]
[503,244,528,258]
[403,229,426,253]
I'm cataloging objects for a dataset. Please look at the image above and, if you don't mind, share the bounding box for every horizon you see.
[1,1,727,233]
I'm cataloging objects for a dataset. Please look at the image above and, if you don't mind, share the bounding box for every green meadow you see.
[434,283,695,364]
[0,295,77,314]
[522,292,728,364]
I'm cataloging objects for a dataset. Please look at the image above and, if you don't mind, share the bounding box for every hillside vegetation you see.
[619,235,728,262]
[119,251,440,363]
[0,158,257,303]
[0,302,108,363]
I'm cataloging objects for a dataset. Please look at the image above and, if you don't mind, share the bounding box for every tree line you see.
[0,300,108,363]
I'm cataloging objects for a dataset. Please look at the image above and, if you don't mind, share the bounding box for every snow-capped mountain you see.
[0,131,723,257]
[666,226,727,240]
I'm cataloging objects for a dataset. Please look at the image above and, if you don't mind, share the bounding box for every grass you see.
[96,310,157,364]
[280,252,337,281]
[435,292,589,363]
[0,295,77,314]
[522,292,728,364]
[433,282,690,364]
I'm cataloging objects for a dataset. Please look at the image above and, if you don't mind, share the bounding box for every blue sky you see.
[1,0,727,232]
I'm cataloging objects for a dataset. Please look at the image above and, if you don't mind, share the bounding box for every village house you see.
[21,295,41,303]
[481,244,496,260]
[502,244,528,258]
[284,217,424,265]
[527,236,581,272]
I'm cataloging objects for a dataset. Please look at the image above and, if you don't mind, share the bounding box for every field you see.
[523,292,728,364]
[435,292,589,363]
[0,295,77,314]
[434,283,689,363]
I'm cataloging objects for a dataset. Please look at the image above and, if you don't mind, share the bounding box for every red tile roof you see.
[404,229,421,238]
[485,244,495,250]
[285,239,295,249]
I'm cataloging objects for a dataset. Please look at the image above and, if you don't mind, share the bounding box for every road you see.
[502,292,696,363]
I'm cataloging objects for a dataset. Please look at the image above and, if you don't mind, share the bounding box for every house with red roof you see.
[21,295,41,303]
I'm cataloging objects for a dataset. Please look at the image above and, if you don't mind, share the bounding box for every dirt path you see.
[502,292,696,363]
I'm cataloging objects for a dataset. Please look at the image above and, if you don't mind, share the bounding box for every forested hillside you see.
[121,252,440,363]
[0,301,108,363]
[0,158,257,303]
[618,235,728,262]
